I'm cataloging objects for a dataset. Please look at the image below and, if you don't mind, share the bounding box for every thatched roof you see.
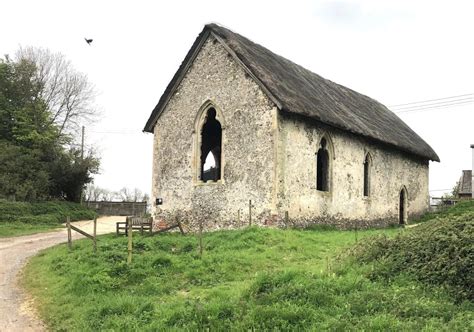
[144,24,439,162]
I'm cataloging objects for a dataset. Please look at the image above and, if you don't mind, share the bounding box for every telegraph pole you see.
[80,126,85,205]
[81,125,85,160]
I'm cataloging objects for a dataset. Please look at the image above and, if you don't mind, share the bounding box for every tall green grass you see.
[0,200,96,237]
[22,222,473,330]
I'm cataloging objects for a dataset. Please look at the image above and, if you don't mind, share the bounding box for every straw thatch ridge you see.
[144,24,439,162]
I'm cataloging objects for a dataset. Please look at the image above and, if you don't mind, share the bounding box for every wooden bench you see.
[116,216,153,235]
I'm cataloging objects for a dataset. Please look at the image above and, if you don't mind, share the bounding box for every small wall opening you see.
[399,188,407,224]
[316,138,330,191]
[363,153,371,197]
[202,150,219,182]
[200,108,221,182]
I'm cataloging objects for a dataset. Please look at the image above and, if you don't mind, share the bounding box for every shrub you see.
[0,199,96,224]
[351,204,473,301]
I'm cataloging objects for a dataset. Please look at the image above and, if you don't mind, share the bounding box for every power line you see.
[394,100,474,114]
[392,97,473,111]
[389,93,473,108]
[88,130,145,135]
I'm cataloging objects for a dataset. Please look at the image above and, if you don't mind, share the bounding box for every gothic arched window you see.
[200,108,222,182]
[316,137,331,192]
[363,153,372,197]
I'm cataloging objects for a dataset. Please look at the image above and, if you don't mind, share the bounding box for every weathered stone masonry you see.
[152,37,277,230]
[277,112,429,228]
[146,24,437,230]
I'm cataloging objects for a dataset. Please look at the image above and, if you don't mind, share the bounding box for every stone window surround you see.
[399,185,409,224]
[315,133,335,194]
[193,100,226,185]
[363,151,373,198]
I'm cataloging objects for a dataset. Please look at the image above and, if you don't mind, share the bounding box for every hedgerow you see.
[350,201,473,302]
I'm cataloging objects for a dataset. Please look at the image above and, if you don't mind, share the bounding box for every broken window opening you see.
[200,108,222,182]
[363,153,371,197]
[316,137,330,192]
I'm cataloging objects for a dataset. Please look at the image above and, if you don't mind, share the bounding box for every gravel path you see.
[0,216,125,332]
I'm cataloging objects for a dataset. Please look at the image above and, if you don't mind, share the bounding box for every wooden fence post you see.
[198,221,203,258]
[93,217,97,253]
[285,211,289,226]
[127,217,132,265]
[66,216,72,250]
[354,220,358,243]
[249,200,252,226]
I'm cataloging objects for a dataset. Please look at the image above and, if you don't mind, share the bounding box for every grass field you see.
[0,200,96,237]
[22,203,473,330]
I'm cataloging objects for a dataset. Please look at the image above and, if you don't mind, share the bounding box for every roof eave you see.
[279,108,440,162]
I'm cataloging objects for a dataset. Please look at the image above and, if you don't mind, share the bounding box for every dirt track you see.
[0,216,124,332]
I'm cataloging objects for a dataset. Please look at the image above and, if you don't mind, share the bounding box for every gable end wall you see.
[151,36,277,229]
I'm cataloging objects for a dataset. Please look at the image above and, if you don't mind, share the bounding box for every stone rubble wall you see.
[275,112,429,228]
[151,36,277,231]
[150,35,430,232]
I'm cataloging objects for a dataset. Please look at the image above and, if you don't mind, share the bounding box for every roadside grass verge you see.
[22,221,473,330]
[0,200,96,237]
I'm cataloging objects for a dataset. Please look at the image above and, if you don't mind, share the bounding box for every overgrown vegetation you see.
[349,200,474,302]
[23,204,473,330]
[0,200,96,237]
[414,199,474,223]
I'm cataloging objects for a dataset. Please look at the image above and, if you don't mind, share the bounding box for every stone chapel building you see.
[144,24,439,229]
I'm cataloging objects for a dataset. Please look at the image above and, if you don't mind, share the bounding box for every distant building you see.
[457,170,472,199]
[456,145,474,199]
[144,24,439,229]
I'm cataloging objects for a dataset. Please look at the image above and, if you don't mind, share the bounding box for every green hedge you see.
[351,200,474,302]
[0,200,96,225]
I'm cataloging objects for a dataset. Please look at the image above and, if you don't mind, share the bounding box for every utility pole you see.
[81,125,85,160]
[249,200,252,226]
[80,125,85,205]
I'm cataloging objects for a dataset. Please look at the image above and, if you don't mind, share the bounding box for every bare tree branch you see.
[15,46,99,139]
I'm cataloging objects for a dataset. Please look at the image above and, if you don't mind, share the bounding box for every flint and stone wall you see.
[151,36,277,230]
[151,36,430,230]
[276,113,429,228]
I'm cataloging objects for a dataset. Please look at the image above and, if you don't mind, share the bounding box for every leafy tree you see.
[49,148,100,202]
[0,50,99,202]
[0,57,59,147]
[0,141,50,200]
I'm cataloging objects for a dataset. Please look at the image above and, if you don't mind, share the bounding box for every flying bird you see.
[84,38,93,45]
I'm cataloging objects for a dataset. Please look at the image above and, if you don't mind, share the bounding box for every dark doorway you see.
[399,189,406,225]
[200,108,221,182]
